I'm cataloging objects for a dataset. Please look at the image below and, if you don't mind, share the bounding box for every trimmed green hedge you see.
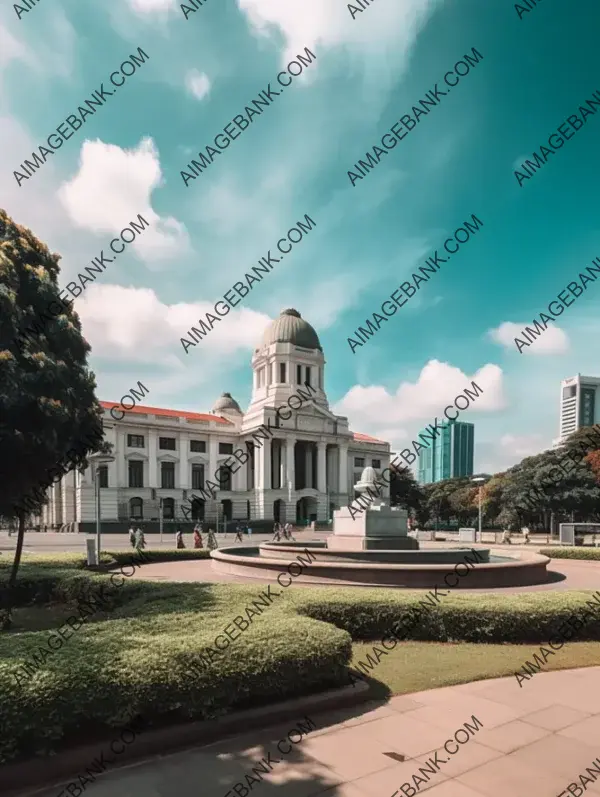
[103,548,212,565]
[540,547,600,561]
[292,588,600,644]
[0,578,350,764]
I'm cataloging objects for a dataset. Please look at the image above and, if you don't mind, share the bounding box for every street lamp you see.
[471,475,488,543]
[88,452,115,564]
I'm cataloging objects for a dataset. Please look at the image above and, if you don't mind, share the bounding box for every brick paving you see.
[31,667,600,797]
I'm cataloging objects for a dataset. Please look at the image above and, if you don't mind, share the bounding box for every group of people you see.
[128,526,146,550]
[271,522,295,542]
[501,526,531,545]
[176,523,218,550]
[127,519,297,552]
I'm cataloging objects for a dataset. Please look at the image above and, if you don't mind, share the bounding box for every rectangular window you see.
[354,457,365,468]
[279,362,286,383]
[372,459,381,469]
[161,462,175,489]
[127,434,145,448]
[297,364,302,384]
[98,465,108,488]
[190,440,206,453]
[192,464,205,490]
[128,460,144,488]
[219,443,234,455]
[159,437,176,450]
[306,366,311,386]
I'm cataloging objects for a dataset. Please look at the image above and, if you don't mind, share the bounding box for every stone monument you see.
[329,466,419,551]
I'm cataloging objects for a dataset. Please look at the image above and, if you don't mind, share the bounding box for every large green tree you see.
[0,209,104,628]
[389,462,424,513]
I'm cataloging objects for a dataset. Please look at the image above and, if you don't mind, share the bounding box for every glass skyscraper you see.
[417,420,474,484]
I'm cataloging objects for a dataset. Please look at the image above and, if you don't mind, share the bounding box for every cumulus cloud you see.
[333,359,506,451]
[185,69,211,101]
[476,432,547,475]
[77,283,273,362]
[128,0,176,13]
[237,0,440,68]
[489,321,569,355]
[58,138,189,266]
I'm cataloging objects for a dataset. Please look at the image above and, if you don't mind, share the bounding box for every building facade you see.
[417,420,474,484]
[557,374,600,443]
[41,309,390,531]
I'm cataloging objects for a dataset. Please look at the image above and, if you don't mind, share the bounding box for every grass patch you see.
[352,640,600,698]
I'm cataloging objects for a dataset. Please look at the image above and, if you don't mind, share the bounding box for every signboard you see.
[580,387,596,427]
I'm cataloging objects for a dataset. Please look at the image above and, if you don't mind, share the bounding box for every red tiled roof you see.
[100,401,233,425]
[353,431,388,444]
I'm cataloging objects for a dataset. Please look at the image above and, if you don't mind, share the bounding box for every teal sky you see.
[2,0,599,474]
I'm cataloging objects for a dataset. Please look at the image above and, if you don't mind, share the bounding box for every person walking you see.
[193,526,203,549]
[129,525,137,548]
[234,524,244,543]
[247,525,253,540]
[271,522,281,542]
[522,526,531,545]
[135,527,145,551]
[207,528,218,550]
[501,529,512,545]
[176,528,185,549]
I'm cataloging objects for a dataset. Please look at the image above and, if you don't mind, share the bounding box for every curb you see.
[2,680,372,797]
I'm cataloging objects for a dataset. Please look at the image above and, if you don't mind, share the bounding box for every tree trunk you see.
[1,511,26,630]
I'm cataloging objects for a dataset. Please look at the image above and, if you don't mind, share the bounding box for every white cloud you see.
[477,432,548,475]
[128,0,175,12]
[333,359,506,450]
[77,283,273,362]
[238,0,440,69]
[185,69,211,101]
[489,321,569,355]
[58,138,190,266]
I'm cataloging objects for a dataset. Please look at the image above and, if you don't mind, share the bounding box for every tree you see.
[0,209,104,629]
[389,463,424,513]
[585,449,600,484]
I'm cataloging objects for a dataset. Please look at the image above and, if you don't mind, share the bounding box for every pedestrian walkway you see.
[32,667,600,797]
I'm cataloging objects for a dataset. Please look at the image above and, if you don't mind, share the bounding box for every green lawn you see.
[352,640,600,698]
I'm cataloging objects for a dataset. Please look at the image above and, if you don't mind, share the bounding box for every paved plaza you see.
[26,667,600,797]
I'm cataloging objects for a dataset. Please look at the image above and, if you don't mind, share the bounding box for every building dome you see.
[260,308,322,351]
[212,392,242,414]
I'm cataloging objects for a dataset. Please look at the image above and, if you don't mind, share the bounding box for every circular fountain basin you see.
[210,541,551,588]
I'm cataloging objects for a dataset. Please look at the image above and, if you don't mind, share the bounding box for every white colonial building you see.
[41,309,391,531]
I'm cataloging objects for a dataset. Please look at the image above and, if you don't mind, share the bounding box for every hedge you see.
[0,578,350,764]
[540,547,600,561]
[292,588,600,644]
[0,549,211,607]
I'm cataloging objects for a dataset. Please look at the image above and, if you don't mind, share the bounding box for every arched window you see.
[162,497,175,520]
[129,497,143,519]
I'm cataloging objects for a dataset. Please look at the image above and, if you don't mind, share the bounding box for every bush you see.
[293,588,600,644]
[0,580,350,763]
[103,549,212,565]
[540,547,600,561]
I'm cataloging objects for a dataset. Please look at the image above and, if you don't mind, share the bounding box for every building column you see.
[262,438,272,491]
[179,437,190,489]
[338,443,349,496]
[317,442,327,493]
[303,444,310,489]
[208,437,218,488]
[285,437,295,491]
[148,430,158,489]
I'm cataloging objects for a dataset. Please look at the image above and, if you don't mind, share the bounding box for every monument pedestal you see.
[330,504,418,551]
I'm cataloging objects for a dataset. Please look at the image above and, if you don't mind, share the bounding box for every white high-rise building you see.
[40,308,391,532]
[558,374,600,443]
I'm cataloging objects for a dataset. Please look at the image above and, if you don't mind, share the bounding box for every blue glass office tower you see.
[417,420,474,484]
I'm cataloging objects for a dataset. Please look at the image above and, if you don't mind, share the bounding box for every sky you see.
[2,0,600,476]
